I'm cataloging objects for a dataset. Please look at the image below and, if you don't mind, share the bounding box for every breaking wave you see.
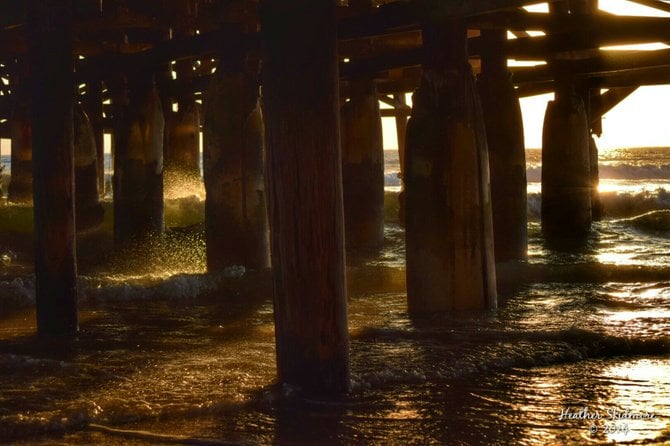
[527,189,670,220]
[527,163,670,183]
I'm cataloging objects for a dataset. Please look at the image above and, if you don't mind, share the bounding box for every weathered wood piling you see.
[340,77,385,249]
[589,135,603,220]
[394,93,408,225]
[261,0,350,395]
[73,105,104,231]
[8,80,33,204]
[541,3,593,238]
[112,72,165,245]
[477,29,527,262]
[576,0,603,222]
[404,20,497,313]
[393,93,408,176]
[82,80,105,197]
[27,0,78,335]
[203,49,269,271]
[541,94,592,238]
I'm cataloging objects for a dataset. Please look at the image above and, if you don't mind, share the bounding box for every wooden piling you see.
[404,20,497,313]
[394,93,408,225]
[541,94,592,237]
[340,77,385,249]
[541,3,593,238]
[74,104,104,231]
[112,72,165,245]
[394,93,408,174]
[203,55,269,271]
[393,93,407,225]
[27,0,78,336]
[477,29,528,262]
[8,88,33,204]
[574,0,602,221]
[83,80,106,197]
[589,135,603,220]
[261,0,350,395]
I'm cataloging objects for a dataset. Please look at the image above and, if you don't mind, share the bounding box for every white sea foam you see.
[0,267,247,309]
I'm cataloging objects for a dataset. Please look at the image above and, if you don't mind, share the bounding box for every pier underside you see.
[1,0,669,395]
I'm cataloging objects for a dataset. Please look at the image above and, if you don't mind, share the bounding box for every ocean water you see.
[0,148,669,444]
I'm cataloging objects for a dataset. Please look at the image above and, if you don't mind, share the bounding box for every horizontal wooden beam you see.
[627,0,670,14]
[339,0,541,43]
[76,27,258,81]
[583,49,670,77]
[475,10,670,34]
[7,6,670,82]
[109,55,670,105]
[368,77,420,96]
[377,94,412,109]
[474,12,670,61]
[148,42,670,98]
[512,48,670,84]
[343,12,670,80]
[339,1,419,40]
[74,11,162,34]
[1,0,532,57]
[340,46,422,78]
[339,30,422,60]
[3,1,670,107]
[514,82,554,98]
[380,108,411,117]
[595,66,670,88]
[424,0,540,20]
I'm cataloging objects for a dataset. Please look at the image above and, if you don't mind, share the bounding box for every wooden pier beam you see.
[477,28,527,262]
[203,47,269,271]
[112,71,165,245]
[27,0,78,336]
[340,76,385,249]
[405,20,497,313]
[73,104,104,231]
[541,3,592,238]
[8,76,33,204]
[261,0,350,395]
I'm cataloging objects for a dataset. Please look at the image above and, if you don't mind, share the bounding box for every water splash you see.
[163,170,205,201]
